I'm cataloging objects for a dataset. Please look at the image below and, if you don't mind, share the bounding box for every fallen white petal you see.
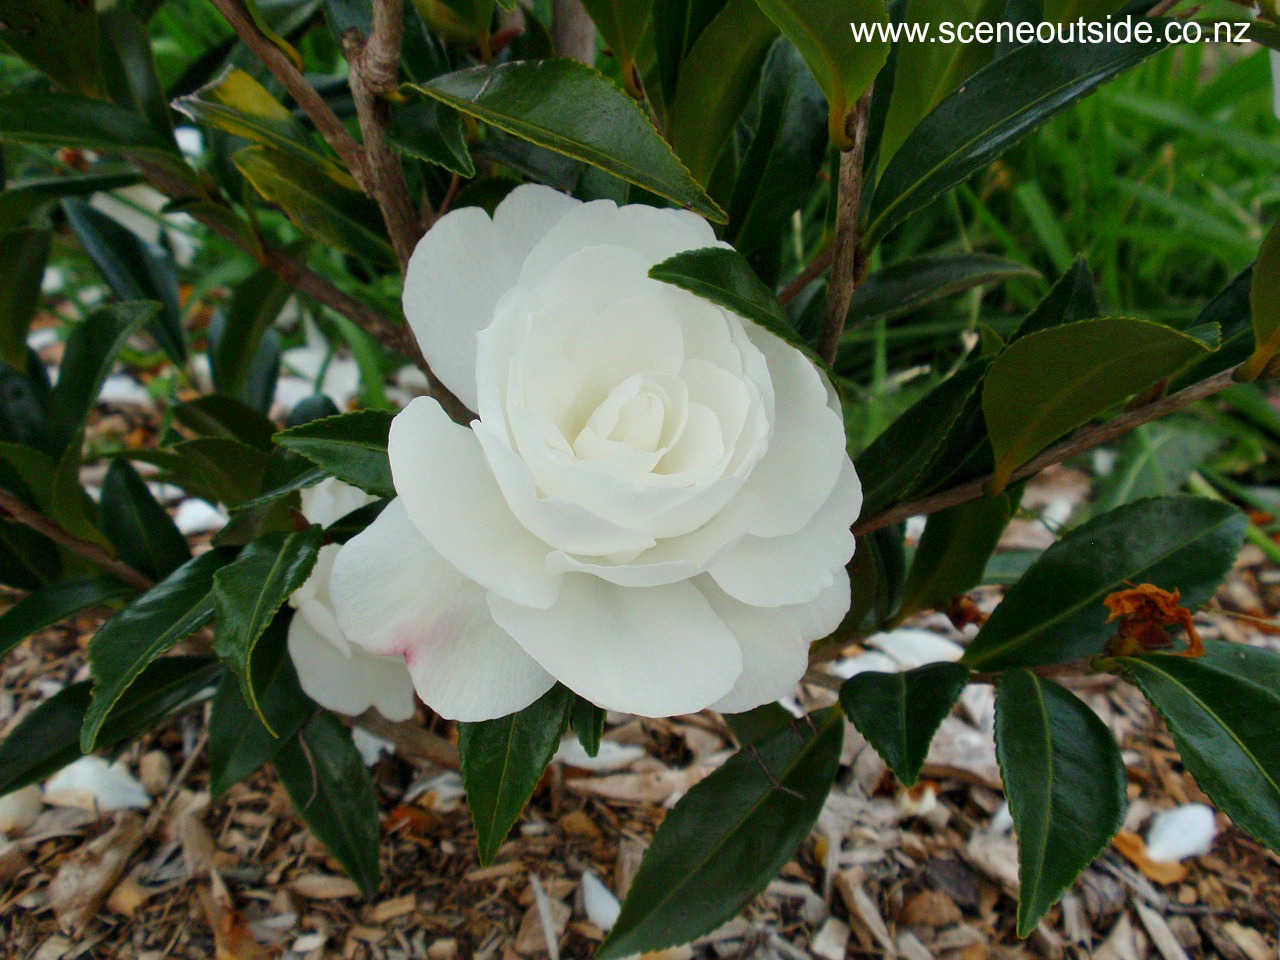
[1146,804,1218,864]
[352,727,396,767]
[98,375,152,407]
[830,651,899,679]
[867,628,965,670]
[174,498,228,535]
[44,758,150,811]
[0,785,43,836]
[581,870,621,931]
[554,738,645,772]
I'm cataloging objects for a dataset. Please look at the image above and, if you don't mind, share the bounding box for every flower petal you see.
[709,459,861,607]
[706,571,851,714]
[403,184,579,410]
[287,614,416,721]
[390,397,560,608]
[487,574,742,717]
[330,499,556,721]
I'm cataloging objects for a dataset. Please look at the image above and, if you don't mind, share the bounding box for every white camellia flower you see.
[288,479,416,721]
[330,184,861,721]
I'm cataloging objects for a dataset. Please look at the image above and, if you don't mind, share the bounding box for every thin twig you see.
[354,710,461,769]
[0,488,155,592]
[343,0,425,269]
[778,243,834,307]
[206,0,369,186]
[852,365,1242,536]
[817,89,874,366]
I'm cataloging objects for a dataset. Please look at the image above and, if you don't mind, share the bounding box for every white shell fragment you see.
[44,758,151,812]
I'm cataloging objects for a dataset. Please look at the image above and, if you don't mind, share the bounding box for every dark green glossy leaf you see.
[570,695,606,759]
[100,459,191,581]
[413,60,725,221]
[1090,422,1223,515]
[172,395,278,451]
[234,146,396,264]
[995,670,1127,936]
[899,492,1017,619]
[984,318,1217,492]
[274,710,382,898]
[174,67,356,186]
[866,32,1171,244]
[726,39,827,260]
[208,615,315,796]
[52,302,160,444]
[275,410,396,499]
[751,0,890,148]
[209,263,296,406]
[964,496,1247,670]
[0,170,142,230]
[0,92,182,160]
[0,575,134,660]
[1239,219,1280,381]
[213,528,323,733]
[63,201,185,364]
[652,0,726,104]
[459,684,571,865]
[1010,257,1100,342]
[0,229,51,371]
[99,9,174,139]
[847,253,1039,328]
[720,702,798,746]
[50,437,111,560]
[387,99,476,177]
[599,708,842,958]
[82,550,231,751]
[1170,267,1255,390]
[580,0,655,81]
[1118,641,1280,855]
[0,0,103,97]
[666,0,776,188]
[649,247,806,352]
[169,437,271,506]
[840,662,969,786]
[0,656,219,796]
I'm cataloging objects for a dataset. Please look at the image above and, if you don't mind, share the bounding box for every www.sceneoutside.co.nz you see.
[847,17,1255,46]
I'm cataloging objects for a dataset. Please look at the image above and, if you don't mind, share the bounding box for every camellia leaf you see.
[51,302,161,445]
[208,615,315,796]
[666,0,777,188]
[81,550,232,751]
[570,695,606,758]
[727,38,828,260]
[0,92,183,161]
[212,527,324,734]
[411,60,725,221]
[99,9,174,140]
[0,229,51,371]
[963,496,1247,671]
[100,460,191,581]
[387,99,476,177]
[275,410,396,499]
[995,669,1127,937]
[846,253,1039,328]
[751,0,891,148]
[983,318,1217,492]
[172,395,279,452]
[63,201,186,364]
[652,0,729,104]
[898,492,1018,619]
[233,146,396,264]
[0,657,220,796]
[866,31,1171,244]
[0,575,134,660]
[649,247,807,353]
[840,662,970,786]
[1009,256,1100,342]
[580,0,655,89]
[598,709,843,958]
[1238,219,1280,381]
[209,263,297,405]
[1090,421,1223,516]
[274,710,382,898]
[174,67,357,187]
[0,169,142,231]
[0,0,103,97]
[1116,641,1280,855]
[459,685,571,865]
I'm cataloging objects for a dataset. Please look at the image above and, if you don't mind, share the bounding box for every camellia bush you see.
[0,0,1279,953]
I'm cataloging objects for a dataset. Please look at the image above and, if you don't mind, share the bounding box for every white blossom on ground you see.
[330,185,861,721]
[287,479,416,722]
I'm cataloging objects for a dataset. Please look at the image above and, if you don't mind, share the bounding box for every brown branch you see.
[342,0,425,269]
[354,710,460,769]
[0,488,155,593]
[778,243,834,307]
[206,0,370,187]
[852,364,1242,537]
[817,89,874,366]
